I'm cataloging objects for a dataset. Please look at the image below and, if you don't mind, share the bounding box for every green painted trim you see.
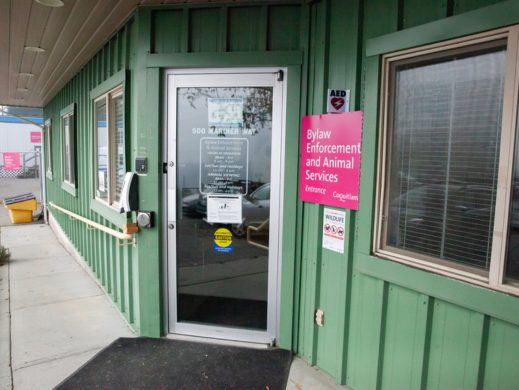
[90,198,128,228]
[60,103,75,117]
[46,171,53,181]
[357,56,380,255]
[89,68,127,100]
[366,0,519,57]
[279,65,302,351]
[61,181,77,197]
[146,51,304,68]
[356,253,519,327]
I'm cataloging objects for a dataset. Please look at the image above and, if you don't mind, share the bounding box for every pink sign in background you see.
[30,131,42,143]
[3,153,21,171]
[300,112,363,210]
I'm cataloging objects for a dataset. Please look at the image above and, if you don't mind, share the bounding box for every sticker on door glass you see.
[199,138,249,194]
[214,228,233,253]
[208,98,243,127]
[207,194,242,223]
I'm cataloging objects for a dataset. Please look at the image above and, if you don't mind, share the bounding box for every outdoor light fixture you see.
[25,47,45,52]
[35,0,64,7]
[17,88,29,92]
[19,73,34,77]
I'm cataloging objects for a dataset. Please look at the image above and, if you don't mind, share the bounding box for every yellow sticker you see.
[214,228,233,253]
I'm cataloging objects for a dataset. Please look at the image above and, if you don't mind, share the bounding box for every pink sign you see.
[30,131,42,143]
[3,153,21,171]
[300,112,363,210]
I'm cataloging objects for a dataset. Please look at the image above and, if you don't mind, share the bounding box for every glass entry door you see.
[166,70,284,344]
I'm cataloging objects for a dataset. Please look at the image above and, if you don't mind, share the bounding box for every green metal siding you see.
[44,21,139,332]
[296,0,519,389]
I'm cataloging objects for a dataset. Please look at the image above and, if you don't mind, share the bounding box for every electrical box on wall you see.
[135,157,147,173]
[315,309,324,327]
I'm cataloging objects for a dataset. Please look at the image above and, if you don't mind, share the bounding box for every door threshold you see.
[165,333,270,349]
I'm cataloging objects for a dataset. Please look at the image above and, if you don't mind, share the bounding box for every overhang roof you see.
[1,0,277,109]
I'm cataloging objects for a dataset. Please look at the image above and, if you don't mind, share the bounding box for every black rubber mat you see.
[55,337,292,390]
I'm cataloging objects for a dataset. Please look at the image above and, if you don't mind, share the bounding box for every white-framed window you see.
[61,109,75,185]
[94,85,125,208]
[374,25,519,294]
[45,119,52,175]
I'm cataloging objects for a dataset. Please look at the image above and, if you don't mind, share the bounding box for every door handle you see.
[168,224,175,229]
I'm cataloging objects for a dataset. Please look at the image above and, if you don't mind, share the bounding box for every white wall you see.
[0,122,41,152]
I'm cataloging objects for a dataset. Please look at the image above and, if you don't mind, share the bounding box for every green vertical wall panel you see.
[483,318,519,389]
[426,301,484,389]
[381,286,430,390]
[453,0,507,15]
[349,274,386,390]
[189,8,220,53]
[403,0,448,29]
[228,7,262,52]
[153,10,183,54]
[268,6,301,51]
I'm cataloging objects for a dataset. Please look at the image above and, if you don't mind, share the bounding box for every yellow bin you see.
[4,194,37,224]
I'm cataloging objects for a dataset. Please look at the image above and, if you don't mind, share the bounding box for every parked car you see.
[231,183,270,237]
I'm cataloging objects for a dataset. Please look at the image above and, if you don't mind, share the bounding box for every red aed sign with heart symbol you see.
[327,89,350,113]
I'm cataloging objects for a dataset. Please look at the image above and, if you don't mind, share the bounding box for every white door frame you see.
[162,68,287,345]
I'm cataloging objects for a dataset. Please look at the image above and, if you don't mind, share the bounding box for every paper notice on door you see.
[207,194,243,223]
[322,208,346,254]
[208,98,243,127]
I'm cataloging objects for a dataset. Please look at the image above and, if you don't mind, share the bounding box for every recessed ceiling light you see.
[17,88,29,92]
[20,73,34,77]
[35,0,64,6]
[25,46,45,52]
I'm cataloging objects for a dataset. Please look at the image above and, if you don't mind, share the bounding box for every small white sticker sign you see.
[323,208,346,254]
[208,98,244,127]
[98,171,106,192]
[327,89,350,113]
[207,194,243,223]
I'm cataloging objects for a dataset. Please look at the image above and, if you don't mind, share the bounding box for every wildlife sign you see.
[327,89,350,113]
[322,208,346,254]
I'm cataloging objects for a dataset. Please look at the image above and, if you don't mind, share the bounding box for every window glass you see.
[386,45,506,272]
[69,113,75,185]
[95,98,108,201]
[251,185,270,201]
[506,108,519,282]
[64,116,70,183]
[113,94,124,204]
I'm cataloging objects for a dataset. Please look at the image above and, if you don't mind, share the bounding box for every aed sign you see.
[214,228,233,253]
[327,89,350,113]
[300,112,363,210]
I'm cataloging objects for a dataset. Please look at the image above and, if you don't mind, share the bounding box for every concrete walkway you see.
[0,223,343,390]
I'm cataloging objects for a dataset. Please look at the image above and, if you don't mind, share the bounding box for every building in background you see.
[0,114,42,178]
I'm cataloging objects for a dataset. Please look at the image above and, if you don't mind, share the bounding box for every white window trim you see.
[94,84,124,210]
[45,119,52,175]
[373,25,519,295]
[61,110,75,186]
